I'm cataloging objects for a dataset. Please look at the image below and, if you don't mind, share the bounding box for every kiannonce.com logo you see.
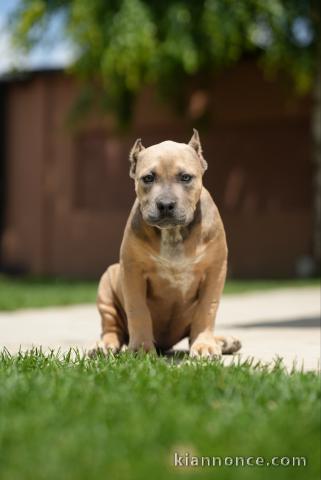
[173,453,307,468]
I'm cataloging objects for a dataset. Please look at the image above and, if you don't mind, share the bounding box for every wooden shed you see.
[0,60,314,278]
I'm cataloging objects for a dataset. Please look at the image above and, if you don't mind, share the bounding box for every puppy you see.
[95,130,241,357]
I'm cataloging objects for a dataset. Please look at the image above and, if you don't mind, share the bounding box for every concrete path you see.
[0,287,320,371]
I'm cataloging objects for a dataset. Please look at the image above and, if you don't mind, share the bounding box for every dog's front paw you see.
[87,340,119,358]
[87,342,106,358]
[128,338,156,354]
[190,340,222,359]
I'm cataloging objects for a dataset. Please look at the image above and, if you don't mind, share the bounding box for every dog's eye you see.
[180,173,193,183]
[142,174,155,184]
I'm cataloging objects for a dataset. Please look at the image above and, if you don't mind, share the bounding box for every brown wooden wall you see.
[0,61,313,278]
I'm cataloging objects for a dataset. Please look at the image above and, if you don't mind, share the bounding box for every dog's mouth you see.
[145,215,187,228]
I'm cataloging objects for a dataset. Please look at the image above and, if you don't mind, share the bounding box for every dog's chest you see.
[150,228,201,296]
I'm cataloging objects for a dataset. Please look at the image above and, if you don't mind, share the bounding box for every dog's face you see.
[129,130,207,228]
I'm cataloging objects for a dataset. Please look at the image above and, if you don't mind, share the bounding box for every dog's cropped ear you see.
[188,128,208,172]
[129,138,145,179]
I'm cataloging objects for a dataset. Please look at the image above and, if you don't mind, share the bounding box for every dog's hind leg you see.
[92,264,128,355]
[214,335,242,355]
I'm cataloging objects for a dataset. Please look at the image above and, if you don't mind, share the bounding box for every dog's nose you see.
[157,200,176,216]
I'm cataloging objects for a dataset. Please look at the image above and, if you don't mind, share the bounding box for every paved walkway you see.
[0,287,320,371]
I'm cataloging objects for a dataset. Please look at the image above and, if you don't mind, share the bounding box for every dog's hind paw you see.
[217,336,242,354]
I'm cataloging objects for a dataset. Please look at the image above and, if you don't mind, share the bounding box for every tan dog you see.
[95,130,241,358]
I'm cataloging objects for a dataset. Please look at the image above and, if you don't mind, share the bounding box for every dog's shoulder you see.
[193,188,224,241]
[129,200,147,240]
[120,200,159,259]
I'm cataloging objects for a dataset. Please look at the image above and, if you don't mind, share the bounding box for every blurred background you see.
[0,0,320,280]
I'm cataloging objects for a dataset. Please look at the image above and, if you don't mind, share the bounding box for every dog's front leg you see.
[121,264,155,353]
[189,261,227,358]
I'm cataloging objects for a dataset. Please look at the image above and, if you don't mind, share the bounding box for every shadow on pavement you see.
[232,316,320,329]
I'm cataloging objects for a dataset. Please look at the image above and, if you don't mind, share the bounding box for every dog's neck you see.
[157,227,184,260]
[159,226,184,244]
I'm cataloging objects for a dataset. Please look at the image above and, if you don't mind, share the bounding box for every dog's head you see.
[129,129,207,228]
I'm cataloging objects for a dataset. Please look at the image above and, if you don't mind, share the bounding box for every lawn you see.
[0,350,319,480]
[0,274,319,311]
[0,275,97,311]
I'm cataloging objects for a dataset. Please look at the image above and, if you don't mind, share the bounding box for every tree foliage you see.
[11,0,320,124]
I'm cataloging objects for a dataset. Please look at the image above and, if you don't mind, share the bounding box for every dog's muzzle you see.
[156,200,176,218]
[144,198,189,227]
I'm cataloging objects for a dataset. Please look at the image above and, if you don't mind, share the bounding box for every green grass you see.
[0,350,319,480]
[0,274,319,311]
[0,275,97,311]
[224,278,320,295]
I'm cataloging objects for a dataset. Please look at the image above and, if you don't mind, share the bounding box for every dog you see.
[94,130,241,358]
